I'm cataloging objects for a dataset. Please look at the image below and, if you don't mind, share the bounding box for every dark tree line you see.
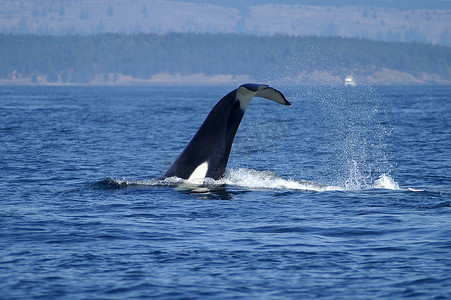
[0,33,449,83]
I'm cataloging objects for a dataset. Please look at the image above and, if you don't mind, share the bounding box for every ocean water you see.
[0,85,450,299]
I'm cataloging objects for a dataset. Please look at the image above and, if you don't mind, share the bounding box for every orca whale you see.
[164,83,291,180]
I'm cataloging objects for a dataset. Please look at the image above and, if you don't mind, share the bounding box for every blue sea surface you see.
[0,85,450,299]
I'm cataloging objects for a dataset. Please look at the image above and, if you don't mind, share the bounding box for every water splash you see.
[340,159,401,190]
[373,174,400,190]
[343,160,368,190]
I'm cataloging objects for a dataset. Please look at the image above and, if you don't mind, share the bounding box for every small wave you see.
[93,177,183,189]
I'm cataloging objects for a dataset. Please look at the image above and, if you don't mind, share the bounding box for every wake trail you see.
[95,168,404,192]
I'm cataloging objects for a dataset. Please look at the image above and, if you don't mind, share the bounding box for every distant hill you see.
[1,0,450,46]
[0,33,450,85]
[197,0,451,10]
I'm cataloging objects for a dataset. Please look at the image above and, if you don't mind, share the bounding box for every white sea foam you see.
[221,168,342,192]
[102,168,403,192]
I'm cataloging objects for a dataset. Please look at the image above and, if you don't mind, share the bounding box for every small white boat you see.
[344,76,356,86]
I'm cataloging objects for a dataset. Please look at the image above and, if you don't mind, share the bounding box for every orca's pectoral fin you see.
[255,85,291,106]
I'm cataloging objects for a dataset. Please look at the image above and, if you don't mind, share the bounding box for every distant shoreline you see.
[2,34,449,87]
[1,70,450,86]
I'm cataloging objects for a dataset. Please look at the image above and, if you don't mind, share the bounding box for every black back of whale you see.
[164,84,290,180]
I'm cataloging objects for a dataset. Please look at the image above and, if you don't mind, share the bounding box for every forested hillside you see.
[0,33,450,85]
[2,0,450,46]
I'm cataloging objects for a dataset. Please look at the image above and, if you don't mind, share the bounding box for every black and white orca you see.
[164,83,290,180]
